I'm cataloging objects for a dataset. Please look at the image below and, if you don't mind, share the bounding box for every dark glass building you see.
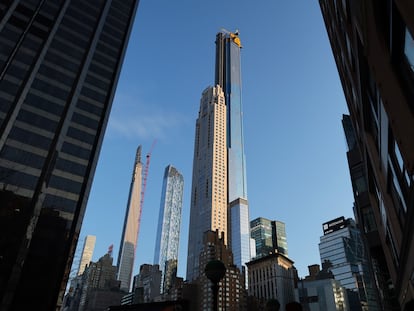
[250,217,288,259]
[0,1,138,310]
[319,1,414,309]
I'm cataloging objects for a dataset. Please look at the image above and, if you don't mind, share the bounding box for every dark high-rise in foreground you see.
[0,1,138,310]
[319,1,414,309]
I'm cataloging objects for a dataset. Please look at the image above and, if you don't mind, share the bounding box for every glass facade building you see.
[117,145,142,291]
[215,30,251,274]
[154,165,184,294]
[250,217,288,259]
[319,217,379,311]
[187,31,251,282]
[0,1,138,310]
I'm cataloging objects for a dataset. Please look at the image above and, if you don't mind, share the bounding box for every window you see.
[404,28,414,71]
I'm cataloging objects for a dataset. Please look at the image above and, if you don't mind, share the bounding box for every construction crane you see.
[134,140,156,251]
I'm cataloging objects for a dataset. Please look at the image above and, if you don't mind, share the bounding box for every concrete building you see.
[78,235,96,276]
[247,252,296,309]
[187,84,228,281]
[319,1,414,309]
[117,146,143,291]
[63,251,125,311]
[319,217,379,310]
[296,263,350,311]
[196,230,246,311]
[250,217,288,259]
[0,1,138,310]
[154,165,184,294]
[133,264,162,303]
[187,30,251,282]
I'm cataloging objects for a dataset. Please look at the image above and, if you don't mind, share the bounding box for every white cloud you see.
[108,112,186,140]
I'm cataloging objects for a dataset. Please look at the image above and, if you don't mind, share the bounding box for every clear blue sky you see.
[76,0,354,280]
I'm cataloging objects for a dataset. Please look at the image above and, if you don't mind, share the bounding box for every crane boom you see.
[134,140,156,251]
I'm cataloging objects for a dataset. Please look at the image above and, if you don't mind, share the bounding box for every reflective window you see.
[405,28,414,71]
[8,126,52,149]
[1,145,45,169]
[48,175,82,194]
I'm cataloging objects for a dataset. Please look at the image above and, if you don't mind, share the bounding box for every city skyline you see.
[77,0,354,282]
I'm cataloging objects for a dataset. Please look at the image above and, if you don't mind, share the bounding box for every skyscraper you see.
[187,30,251,281]
[250,217,288,259]
[117,146,143,291]
[78,235,96,276]
[319,1,414,309]
[0,1,138,310]
[187,85,227,281]
[215,30,251,274]
[154,165,184,294]
[319,217,379,310]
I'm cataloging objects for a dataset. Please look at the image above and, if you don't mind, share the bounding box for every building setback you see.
[0,1,138,310]
[319,1,414,309]
[187,30,251,282]
[117,146,143,291]
[153,164,184,294]
[215,31,251,274]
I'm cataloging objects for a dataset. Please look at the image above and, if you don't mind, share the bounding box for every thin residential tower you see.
[117,145,142,291]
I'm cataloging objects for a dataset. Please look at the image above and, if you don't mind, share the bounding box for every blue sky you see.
[76,0,354,280]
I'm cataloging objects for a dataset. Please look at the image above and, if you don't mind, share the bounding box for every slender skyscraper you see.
[187,30,251,281]
[78,235,96,276]
[154,165,184,294]
[117,146,143,291]
[0,1,138,310]
[215,30,251,273]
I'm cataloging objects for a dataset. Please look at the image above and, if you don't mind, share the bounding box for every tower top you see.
[219,28,242,47]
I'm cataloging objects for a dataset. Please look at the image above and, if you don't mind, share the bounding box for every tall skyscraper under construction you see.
[0,1,139,310]
[154,165,184,294]
[117,146,143,291]
[187,30,251,281]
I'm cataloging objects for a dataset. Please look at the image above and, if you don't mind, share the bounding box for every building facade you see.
[215,31,251,274]
[133,264,162,303]
[117,146,143,291]
[187,85,228,281]
[319,1,414,309]
[247,252,296,309]
[0,1,138,310]
[63,251,124,311]
[297,278,349,311]
[196,230,246,311]
[78,235,96,276]
[187,30,251,282]
[296,263,350,311]
[154,164,184,294]
[319,217,379,310]
[250,217,288,259]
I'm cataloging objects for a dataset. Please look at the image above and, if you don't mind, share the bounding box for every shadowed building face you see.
[0,1,139,309]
